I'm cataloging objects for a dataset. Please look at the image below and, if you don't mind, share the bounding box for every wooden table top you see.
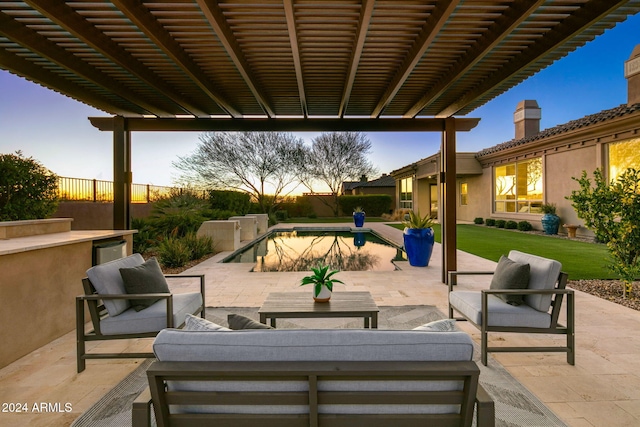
[258,291,379,315]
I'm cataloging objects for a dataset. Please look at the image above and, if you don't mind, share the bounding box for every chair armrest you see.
[77,293,173,301]
[475,384,495,427]
[481,289,574,295]
[164,274,205,317]
[132,387,152,427]
[448,270,494,291]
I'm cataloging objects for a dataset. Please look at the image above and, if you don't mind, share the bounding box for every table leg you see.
[372,313,378,329]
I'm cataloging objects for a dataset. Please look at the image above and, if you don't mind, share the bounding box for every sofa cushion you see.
[86,253,145,316]
[449,290,551,328]
[228,314,273,330]
[489,255,530,306]
[119,257,170,311]
[184,314,231,332]
[153,329,474,362]
[509,250,561,312]
[100,292,203,335]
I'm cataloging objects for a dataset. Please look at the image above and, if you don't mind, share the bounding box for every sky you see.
[1,13,639,190]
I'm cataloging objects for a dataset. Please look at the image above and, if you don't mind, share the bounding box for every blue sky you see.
[1,13,639,188]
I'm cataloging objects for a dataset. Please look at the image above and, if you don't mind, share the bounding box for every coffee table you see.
[258,291,379,328]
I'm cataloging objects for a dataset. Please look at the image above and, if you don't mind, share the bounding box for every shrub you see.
[0,151,58,221]
[209,190,250,214]
[157,237,192,268]
[473,217,484,224]
[485,218,495,226]
[505,220,518,229]
[150,193,208,238]
[131,217,158,254]
[275,210,288,221]
[517,221,533,231]
[183,232,214,260]
[338,194,392,216]
[495,219,506,228]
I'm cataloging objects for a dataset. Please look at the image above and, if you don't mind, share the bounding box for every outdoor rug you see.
[72,305,566,427]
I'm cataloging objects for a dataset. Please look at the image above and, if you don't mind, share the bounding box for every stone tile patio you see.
[1,222,639,426]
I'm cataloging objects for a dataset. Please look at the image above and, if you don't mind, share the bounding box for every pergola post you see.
[441,117,457,283]
[113,116,132,230]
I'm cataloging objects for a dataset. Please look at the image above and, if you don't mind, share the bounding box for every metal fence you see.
[57,177,203,203]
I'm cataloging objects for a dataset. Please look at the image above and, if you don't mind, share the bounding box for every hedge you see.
[209,190,250,214]
[338,195,392,216]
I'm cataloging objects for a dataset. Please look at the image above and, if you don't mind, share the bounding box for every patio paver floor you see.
[1,222,639,426]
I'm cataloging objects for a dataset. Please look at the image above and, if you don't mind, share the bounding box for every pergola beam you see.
[404,0,545,118]
[436,0,630,117]
[283,0,308,117]
[89,117,480,133]
[371,0,461,118]
[197,0,275,118]
[112,0,242,118]
[25,0,210,117]
[339,0,375,117]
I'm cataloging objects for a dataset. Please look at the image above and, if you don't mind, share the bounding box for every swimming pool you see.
[223,229,406,272]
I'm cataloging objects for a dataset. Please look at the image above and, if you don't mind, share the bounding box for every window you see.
[609,138,640,182]
[400,177,413,209]
[460,182,468,206]
[494,158,543,214]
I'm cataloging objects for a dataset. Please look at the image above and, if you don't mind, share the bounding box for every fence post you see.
[147,184,150,203]
[93,179,97,202]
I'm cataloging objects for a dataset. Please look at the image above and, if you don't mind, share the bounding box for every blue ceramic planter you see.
[403,227,435,267]
[541,213,560,235]
[353,211,365,227]
[353,232,366,247]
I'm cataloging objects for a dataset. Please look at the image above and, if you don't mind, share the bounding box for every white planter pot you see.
[313,286,332,303]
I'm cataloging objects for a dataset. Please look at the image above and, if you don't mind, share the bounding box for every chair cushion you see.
[86,253,145,316]
[153,329,475,362]
[184,314,231,332]
[509,250,562,312]
[119,257,170,311]
[449,290,551,328]
[100,292,203,335]
[228,314,273,330]
[489,255,530,306]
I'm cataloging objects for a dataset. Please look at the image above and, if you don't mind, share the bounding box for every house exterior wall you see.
[457,173,490,222]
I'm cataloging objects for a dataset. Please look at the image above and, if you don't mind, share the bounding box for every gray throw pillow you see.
[184,314,232,331]
[228,314,273,330]
[119,257,170,311]
[490,255,530,305]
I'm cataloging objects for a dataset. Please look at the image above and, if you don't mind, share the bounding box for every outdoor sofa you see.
[133,326,495,427]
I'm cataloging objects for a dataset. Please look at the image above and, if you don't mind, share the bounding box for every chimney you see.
[514,100,541,140]
[625,44,640,106]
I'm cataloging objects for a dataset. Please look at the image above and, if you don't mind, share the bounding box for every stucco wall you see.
[53,202,154,230]
[545,146,598,237]
[457,173,490,222]
[0,234,133,369]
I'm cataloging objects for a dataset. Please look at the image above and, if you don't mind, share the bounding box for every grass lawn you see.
[389,223,612,280]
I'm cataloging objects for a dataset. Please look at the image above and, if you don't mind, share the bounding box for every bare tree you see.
[300,132,377,216]
[173,131,305,213]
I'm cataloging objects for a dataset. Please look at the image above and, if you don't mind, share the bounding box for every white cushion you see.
[412,319,457,331]
[86,253,145,316]
[184,314,231,331]
[508,250,561,312]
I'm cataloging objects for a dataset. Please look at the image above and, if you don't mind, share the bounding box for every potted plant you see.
[353,206,365,227]
[402,211,435,267]
[540,203,560,235]
[300,264,344,302]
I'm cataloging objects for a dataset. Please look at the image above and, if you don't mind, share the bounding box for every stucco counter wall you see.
[0,219,135,369]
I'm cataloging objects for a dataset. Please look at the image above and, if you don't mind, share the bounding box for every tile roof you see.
[476,103,640,157]
[352,175,396,188]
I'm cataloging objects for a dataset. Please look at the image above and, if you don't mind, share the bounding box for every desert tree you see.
[0,151,59,221]
[173,131,305,213]
[299,132,377,216]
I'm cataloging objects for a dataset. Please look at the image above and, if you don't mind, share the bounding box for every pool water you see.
[224,229,406,272]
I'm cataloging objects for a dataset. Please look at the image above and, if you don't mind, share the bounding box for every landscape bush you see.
[209,189,250,214]
[275,210,288,221]
[473,217,484,224]
[182,232,214,260]
[485,218,496,226]
[338,194,392,216]
[505,220,518,229]
[517,221,533,231]
[495,219,506,228]
[157,236,192,268]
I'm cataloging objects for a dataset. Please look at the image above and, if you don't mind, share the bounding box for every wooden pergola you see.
[2,0,639,281]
